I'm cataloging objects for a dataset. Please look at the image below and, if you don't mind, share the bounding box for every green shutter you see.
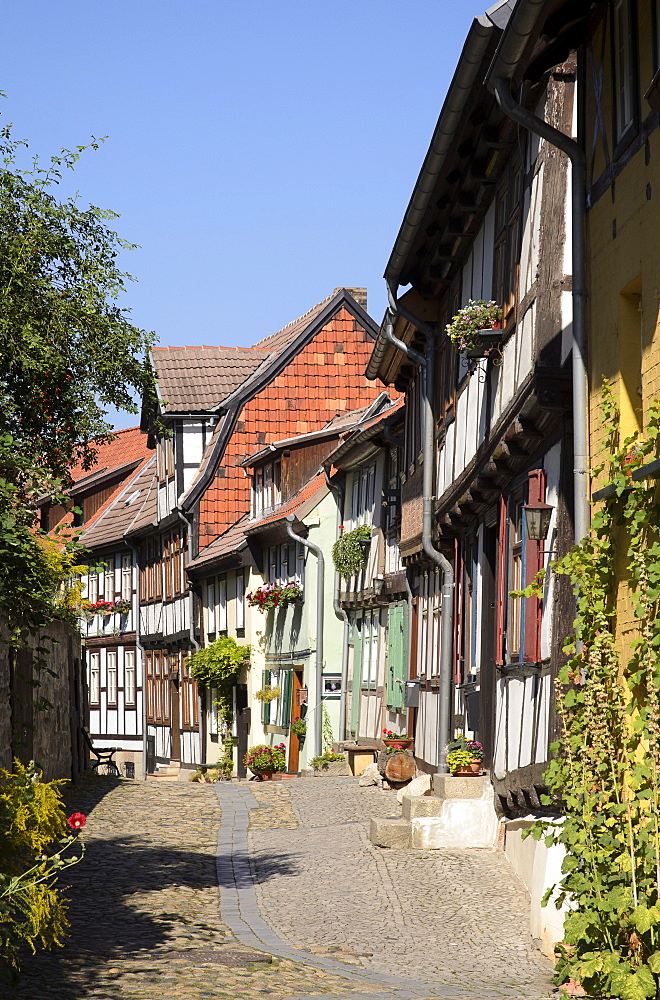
[261,670,269,725]
[387,603,407,712]
[280,669,292,728]
[350,614,363,738]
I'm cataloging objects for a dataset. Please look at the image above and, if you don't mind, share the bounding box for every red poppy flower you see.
[67,812,86,830]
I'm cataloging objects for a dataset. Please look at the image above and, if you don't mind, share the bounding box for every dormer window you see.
[252,459,281,518]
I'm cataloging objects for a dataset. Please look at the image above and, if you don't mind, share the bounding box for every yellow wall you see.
[586,1,660,647]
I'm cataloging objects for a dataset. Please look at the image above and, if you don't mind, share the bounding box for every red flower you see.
[67,812,86,830]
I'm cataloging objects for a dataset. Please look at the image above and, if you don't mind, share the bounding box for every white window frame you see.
[121,553,132,600]
[89,652,100,704]
[612,0,636,145]
[207,580,216,635]
[88,572,98,604]
[124,650,136,706]
[236,571,245,630]
[218,575,227,632]
[107,651,118,706]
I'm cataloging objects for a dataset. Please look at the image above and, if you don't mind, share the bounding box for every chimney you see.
[335,287,367,311]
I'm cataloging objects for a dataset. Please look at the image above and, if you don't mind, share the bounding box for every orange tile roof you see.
[186,515,250,571]
[70,427,151,482]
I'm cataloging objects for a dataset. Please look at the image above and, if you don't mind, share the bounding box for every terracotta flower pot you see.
[383,738,413,750]
[253,770,274,781]
[450,760,482,776]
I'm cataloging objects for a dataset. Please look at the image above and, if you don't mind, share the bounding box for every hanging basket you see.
[465,329,503,359]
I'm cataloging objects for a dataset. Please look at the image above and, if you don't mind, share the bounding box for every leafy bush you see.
[0,761,84,983]
[187,636,249,727]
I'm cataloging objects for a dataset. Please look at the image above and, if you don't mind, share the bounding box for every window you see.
[456,539,479,686]
[612,0,637,146]
[493,158,523,324]
[107,651,118,705]
[418,568,442,679]
[497,470,545,665]
[207,580,216,634]
[351,463,376,527]
[252,459,281,518]
[361,609,379,688]
[88,572,99,605]
[105,563,115,601]
[121,554,132,600]
[236,570,246,631]
[89,652,100,704]
[267,543,304,585]
[158,435,175,482]
[404,371,422,469]
[125,650,136,706]
[218,575,227,632]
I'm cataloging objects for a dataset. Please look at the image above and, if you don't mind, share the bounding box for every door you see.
[288,669,304,773]
[170,673,181,763]
[350,614,363,738]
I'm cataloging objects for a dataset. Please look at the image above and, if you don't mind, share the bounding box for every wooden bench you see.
[81,727,121,776]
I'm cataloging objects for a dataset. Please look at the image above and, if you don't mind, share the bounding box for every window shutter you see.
[280,669,292,728]
[387,602,407,713]
[261,670,269,726]
[495,495,508,666]
[523,469,545,662]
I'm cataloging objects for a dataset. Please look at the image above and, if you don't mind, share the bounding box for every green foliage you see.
[0,129,157,481]
[445,299,502,352]
[186,636,249,728]
[289,718,306,737]
[332,525,372,578]
[242,744,286,774]
[535,382,660,998]
[310,751,344,770]
[254,685,280,703]
[0,761,84,983]
[322,704,333,753]
[446,749,475,772]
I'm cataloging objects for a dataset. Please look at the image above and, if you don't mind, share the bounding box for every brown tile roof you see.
[186,515,250,571]
[151,348,271,413]
[245,472,327,533]
[81,456,158,549]
[323,397,405,468]
[249,293,336,354]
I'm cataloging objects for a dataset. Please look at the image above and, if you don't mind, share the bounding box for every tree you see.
[0,128,156,480]
[0,126,156,637]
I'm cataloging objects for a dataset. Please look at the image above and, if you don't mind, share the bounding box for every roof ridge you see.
[250,291,336,349]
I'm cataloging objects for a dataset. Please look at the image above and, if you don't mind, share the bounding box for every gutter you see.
[323,467,350,742]
[385,285,454,772]
[286,514,324,760]
[487,34,590,542]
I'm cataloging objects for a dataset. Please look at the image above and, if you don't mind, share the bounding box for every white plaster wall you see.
[504,817,567,958]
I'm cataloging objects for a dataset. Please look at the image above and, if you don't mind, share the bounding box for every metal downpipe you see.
[286,515,325,759]
[385,286,455,772]
[492,77,590,543]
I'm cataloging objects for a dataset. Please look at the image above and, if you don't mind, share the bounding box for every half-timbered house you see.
[367,3,576,868]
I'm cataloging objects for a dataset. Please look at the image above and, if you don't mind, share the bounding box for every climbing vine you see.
[186,636,250,728]
[528,382,660,1000]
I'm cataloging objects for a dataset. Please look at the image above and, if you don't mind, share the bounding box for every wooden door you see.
[288,669,304,773]
[170,675,181,763]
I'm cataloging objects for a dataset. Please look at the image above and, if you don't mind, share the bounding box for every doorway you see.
[288,669,305,773]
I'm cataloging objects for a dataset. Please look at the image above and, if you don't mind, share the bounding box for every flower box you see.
[465,329,503,359]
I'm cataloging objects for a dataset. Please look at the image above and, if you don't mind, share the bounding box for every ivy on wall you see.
[523,383,660,1000]
[332,525,371,579]
[186,636,250,727]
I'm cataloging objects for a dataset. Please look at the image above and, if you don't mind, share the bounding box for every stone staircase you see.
[370,773,501,850]
[146,762,181,781]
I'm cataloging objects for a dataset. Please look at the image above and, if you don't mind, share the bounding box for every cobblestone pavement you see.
[9,776,375,1000]
[230,777,554,1000]
[10,773,555,1000]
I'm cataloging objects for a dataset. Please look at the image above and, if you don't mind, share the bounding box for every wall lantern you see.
[522,501,554,541]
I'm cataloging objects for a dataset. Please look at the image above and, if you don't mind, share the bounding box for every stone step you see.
[432,772,489,800]
[369,816,411,849]
[401,794,444,821]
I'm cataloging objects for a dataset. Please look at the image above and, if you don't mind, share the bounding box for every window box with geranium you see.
[246,582,303,614]
[84,599,131,620]
[445,299,503,357]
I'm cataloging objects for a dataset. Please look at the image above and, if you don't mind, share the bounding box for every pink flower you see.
[67,812,86,830]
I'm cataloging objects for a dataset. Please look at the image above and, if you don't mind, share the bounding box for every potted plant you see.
[242,743,286,780]
[254,685,281,703]
[382,728,414,750]
[289,718,306,741]
[332,524,372,579]
[446,734,484,776]
[246,582,303,613]
[309,750,349,776]
[445,299,502,357]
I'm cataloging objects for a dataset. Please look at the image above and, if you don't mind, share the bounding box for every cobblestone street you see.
[11,775,554,1000]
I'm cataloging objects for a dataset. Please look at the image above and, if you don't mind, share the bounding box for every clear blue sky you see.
[3,2,478,428]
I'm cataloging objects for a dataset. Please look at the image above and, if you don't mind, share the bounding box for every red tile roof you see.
[70,427,151,482]
[186,515,250,570]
